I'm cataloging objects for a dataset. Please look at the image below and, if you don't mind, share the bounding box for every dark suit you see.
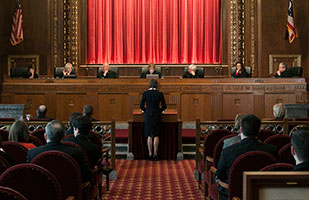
[216,137,278,200]
[140,89,167,137]
[27,141,91,181]
[293,162,309,171]
[23,72,38,79]
[97,70,118,78]
[274,70,291,78]
[140,70,161,78]
[65,134,101,168]
[59,71,76,78]
[232,70,249,78]
[182,71,203,78]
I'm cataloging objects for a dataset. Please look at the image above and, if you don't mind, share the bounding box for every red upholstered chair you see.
[264,134,291,151]
[260,163,294,171]
[208,134,237,200]
[1,141,28,164]
[31,129,46,145]
[218,151,278,200]
[0,163,62,200]
[27,135,43,147]
[62,141,90,164]
[31,151,85,200]
[0,129,9,141]
[279,143,296,165]
[0,186,28,200]
[198,129,233,195]
[257,129,274,142]
[0,155,11,175]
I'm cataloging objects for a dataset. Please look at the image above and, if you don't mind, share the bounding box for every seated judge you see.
[23,65,38,79]
[291,127,309,171]
[231,62,249,78]
[140,79,166,161]
[97,63,118,78]
[140,63,161,78]
[216,114,278,200]
[274,62,291,78]
[182,64,203,78]
[61,62,76,78]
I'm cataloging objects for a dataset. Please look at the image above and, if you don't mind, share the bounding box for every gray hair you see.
[279,62,287,69]
[273,103,285,119]
[234,113,246,130]
[45,120,65,142]
[188,64,197,72]
[64,63,73,71]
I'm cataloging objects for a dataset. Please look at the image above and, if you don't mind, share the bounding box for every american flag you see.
[286,0,297,43]
[10,0,24,46]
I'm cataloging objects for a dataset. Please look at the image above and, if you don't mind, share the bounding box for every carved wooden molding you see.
[7,55,40,76]
[269,54,301,74]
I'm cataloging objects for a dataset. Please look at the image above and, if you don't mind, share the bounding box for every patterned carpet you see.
[102,160,203,200]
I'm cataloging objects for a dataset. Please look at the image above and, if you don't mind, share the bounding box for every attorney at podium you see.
[140,79,166,161]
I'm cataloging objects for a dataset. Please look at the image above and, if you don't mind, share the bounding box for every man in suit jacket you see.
[216,114,278,200]
[140,79,166,161]
[182,64,203,78]
[27,120,91,182]
[140,63,162,78]
[97,63,118,78]
[65,115,101,168]
[291,127,309,171]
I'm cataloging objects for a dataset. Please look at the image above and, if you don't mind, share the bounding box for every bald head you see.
[37,105,47,118]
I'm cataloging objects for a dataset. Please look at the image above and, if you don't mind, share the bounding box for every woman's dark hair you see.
[9,120,30,142]
[235,61,245,71]
[149,79,158,89]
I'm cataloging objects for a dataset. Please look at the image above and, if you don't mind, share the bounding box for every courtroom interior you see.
[0,0,308,199]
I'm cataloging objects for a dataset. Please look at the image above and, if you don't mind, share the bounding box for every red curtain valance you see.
[87,0,222,64]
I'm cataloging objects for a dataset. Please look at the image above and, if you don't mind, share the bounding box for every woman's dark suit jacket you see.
[140,89,167,137]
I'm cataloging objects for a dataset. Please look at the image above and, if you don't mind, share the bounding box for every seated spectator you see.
[0,137,15,165]
[83,104,97,121]
[231,62,249,78]
[291,127,309,171]
[8,120,36,150]
[97,63,118,78]
[36,105,49,119]
[183,64,203,78]
[273,103,285,120]
[216,114,278,200]
[140,63,161,78]
[23,65,38,79]
[223,113,245,149]
[66,112,83,136]
[65,116,101,168]
[27,120,91,181]
[60,62,76,78]
[274,62,291,78]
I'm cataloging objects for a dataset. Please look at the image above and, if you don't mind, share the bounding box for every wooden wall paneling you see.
[254,94,265,119]
[45,93,57,120]
[264,94,297,118]
[12,94,46,117]
[56,94,87,121]
[181,94,212,121]
[222,94,254,119]
[98,94,129,121]
[168,92,181,120]
[86,92,98,120]
[211,86,223,120]
[128,93,140,120]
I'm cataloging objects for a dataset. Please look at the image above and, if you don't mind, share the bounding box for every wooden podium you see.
[128,109,183,160]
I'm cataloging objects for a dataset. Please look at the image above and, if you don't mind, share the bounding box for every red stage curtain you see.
[87,0,221,64]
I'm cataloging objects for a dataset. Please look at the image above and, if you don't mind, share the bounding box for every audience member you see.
[97,63,118,78]
[273,103,285,120]
[274,62,291,78]
[23,65,38,79]
[36,105,49,119]
[183,64,203,78]
[66,112,83,136]
[27,120,91,181]
[140,63,161,78]
[65,116,101,168]
[231,62,249,78]
[223,113,246,149]
[216,114,278,200]
[291,127,309,171]
[83,104,97,121]
[8,120,36,150]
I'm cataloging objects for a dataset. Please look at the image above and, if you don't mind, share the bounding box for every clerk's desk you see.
[128,109,183,160]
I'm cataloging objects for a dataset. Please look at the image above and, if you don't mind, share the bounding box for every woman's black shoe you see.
[149,154,153,161]
[153,155,158,161]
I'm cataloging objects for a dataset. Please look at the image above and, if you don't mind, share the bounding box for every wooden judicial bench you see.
[128,109,182,160]
[0,78,307,122]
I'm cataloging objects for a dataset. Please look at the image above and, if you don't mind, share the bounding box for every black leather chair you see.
[287,66,302,77]
[184,66,204,77]
[230,66,252,77]
[10,67,28,78]
[54,67,76,78]
[97,67,119,77]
